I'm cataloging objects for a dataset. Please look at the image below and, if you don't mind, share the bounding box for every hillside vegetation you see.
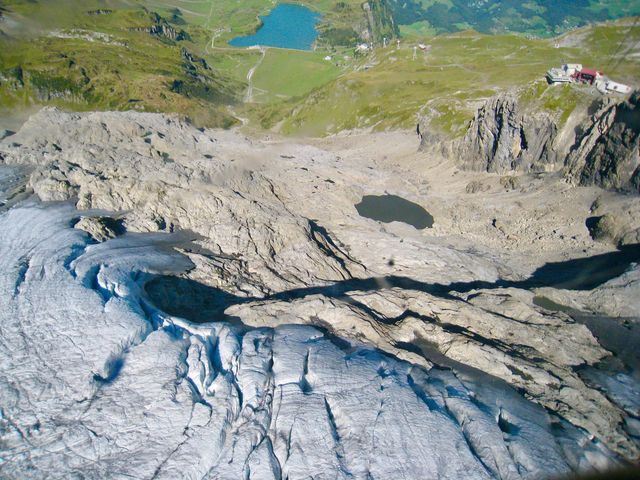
[0,0,638,135]
[389,0,640,37]
[252,21,640,136]
[0,0,246,127]
[0,0,398,127]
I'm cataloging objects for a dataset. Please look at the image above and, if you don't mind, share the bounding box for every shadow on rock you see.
[143,244,640,325]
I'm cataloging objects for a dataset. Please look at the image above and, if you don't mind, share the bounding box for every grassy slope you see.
[0,0,247,127]
[251,49,343,101]
[392,0,640,37]
[0,1,638,137]
[251,21,640,137]
[0,0,368,127]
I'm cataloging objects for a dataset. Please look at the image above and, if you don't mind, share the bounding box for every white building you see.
[605,80,632,94]
[546,62,633,95]
[596,77,633,95]
[562,63,582,75]
[546,67,572,84]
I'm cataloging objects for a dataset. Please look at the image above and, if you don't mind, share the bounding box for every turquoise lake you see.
[228,4,321,51]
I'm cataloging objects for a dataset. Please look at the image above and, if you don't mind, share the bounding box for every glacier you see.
[0,202,618,479]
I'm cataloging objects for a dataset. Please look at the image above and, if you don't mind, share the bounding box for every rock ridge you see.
[421,90,639,192]
[566,92,640,193]
[453,94,557,173]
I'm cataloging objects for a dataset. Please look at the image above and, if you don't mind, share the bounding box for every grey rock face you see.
[74,215,125,242]
[620,227,640,246]
[424,91,639,192]
[586,213,623,244]
[430,94,558,173]
[129,12,190,42]
[566,92,640,193]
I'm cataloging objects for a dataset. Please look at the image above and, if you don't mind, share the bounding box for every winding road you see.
[244,46,266,103]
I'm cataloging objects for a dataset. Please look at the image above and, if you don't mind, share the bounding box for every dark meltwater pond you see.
[355,194,434,230]
[228,4,321,50]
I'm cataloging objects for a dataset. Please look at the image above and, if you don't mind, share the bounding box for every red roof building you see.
[574,68,601,84]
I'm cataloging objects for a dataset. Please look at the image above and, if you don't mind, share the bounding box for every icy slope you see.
[0,203,606,479]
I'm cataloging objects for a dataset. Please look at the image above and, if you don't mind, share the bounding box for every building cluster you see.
[355,43,370,53]
[546,64,632,95]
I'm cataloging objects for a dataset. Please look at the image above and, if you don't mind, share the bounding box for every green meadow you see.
[252,22,640,136]
[0,0,638,135]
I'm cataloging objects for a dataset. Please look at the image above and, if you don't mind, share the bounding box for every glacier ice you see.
[0,203,622,479]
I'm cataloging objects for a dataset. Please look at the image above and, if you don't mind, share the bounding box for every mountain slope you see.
[390,0,640,37]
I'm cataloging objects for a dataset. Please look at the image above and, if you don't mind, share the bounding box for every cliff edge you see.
[421,90,640,193]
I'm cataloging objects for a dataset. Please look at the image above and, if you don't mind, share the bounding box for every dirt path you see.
[244,47,266,103]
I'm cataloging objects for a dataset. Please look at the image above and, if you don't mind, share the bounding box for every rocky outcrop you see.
[170,48,238,105]
[424,91,640,191]
[0,129,14,141]
[129,23,189,41]
[129,12,190,42]
[86,9,113,16]
[181,47,211,71]
[74,215,125,242]
[362,0,398,46]
[431,94,558,173]
[566,92,640,193]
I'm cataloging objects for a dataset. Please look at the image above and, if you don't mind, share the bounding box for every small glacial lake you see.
[229,4,321,50]
[355,195,434,230]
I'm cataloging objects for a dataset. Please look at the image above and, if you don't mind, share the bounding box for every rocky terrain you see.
[434,93,559,173]
[567,92,640,193]
[1,109,639,479]
[422,90,640,194]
